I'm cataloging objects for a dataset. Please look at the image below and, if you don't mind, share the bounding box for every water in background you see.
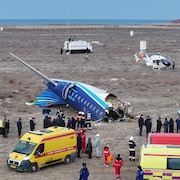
[0,19,171,26]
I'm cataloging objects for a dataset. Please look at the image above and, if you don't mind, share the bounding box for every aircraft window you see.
[100,112,103,116]
[90,105,93,109]
[71,92,75,96]
[84,100,87,105]
[87,102,90,107]
[96,109,99,113]
[75,94,78,98]
[93,106,96,111]
[78,96,81,101]
[81,98,84,103]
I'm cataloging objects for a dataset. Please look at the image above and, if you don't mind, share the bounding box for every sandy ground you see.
[0,25,180,180]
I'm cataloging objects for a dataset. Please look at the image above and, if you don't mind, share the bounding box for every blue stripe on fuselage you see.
[76,83,108,109]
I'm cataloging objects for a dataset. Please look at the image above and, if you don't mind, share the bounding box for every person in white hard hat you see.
[128,136,136,161]
[95,133,101,158]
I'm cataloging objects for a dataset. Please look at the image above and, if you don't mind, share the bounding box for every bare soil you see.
[0,25,180,180]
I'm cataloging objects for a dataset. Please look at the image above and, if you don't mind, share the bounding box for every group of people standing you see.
[76,130,93,159]
[138,114,180,137]
[76,130,125,180]
[42,109,92,131]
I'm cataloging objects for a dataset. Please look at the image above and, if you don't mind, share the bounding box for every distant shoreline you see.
[1,23,180,30]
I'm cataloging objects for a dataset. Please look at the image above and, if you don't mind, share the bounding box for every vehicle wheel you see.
[29,163,38,173]
[64,155,71,165]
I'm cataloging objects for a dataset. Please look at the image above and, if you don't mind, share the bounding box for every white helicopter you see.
[134,52,174,70]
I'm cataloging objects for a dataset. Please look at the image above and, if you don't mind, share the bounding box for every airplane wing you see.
[9,53,57,87]
[26,88,67,107]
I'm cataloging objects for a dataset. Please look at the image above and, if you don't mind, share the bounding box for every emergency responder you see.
[103,143,110,167]
[80,130,87,153]
[85,112,92,130]
[128,136,136,161]
[76,111,83,130]
[113,154,124,180]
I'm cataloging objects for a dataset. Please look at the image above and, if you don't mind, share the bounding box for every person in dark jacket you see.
[66,117,72,129]
[30,117,36,131]
[77,133,82,158]
[71,116,77,130]
[86,137,93,159]
[128,136,136,161]
[17,118,22,138]
[156,117,162,133]
[176,117,180,133]
[163,118,169,133]
[144,116,152,138]
[43,115,52,128]
[79,163,89,180]
[6,119,10,135]
[135,165,144,180]
[138,115,144,136]
[2,117,7,138]
[169,118,174,133]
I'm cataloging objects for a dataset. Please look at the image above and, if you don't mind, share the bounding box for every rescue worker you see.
[103,143,110,167]
[113,154,124,180]
[76,111,83,130]
[85,112,92,130]
[135,165,144,180]
[128,136,136,161]
[80,130,87,153]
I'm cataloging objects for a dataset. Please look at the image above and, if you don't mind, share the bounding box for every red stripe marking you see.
[144,154,180,157]
[41,132,75,142]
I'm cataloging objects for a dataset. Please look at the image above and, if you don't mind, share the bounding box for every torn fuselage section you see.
[102,94,133,122]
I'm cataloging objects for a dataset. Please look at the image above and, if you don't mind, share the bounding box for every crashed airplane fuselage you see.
[9,53,132,121]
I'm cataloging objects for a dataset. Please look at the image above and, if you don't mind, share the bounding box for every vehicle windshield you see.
[13,140,36,155]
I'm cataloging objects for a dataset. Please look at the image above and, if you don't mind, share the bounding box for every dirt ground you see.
[0,25,180,180]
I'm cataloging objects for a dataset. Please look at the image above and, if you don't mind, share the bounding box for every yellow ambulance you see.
[140,144,180,180]
[7,126,77,172]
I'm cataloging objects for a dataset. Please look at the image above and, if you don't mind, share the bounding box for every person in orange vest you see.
[76,111,83,130]
[113,154,124,180]
[103,143,110,167]
[80,130,87,153]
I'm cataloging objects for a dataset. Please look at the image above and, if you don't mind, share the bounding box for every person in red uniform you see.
[103,143,110,167]
[80,130,87,153]
[113,154,124,180]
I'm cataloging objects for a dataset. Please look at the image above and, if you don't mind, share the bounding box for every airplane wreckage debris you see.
[9,53,133,122]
